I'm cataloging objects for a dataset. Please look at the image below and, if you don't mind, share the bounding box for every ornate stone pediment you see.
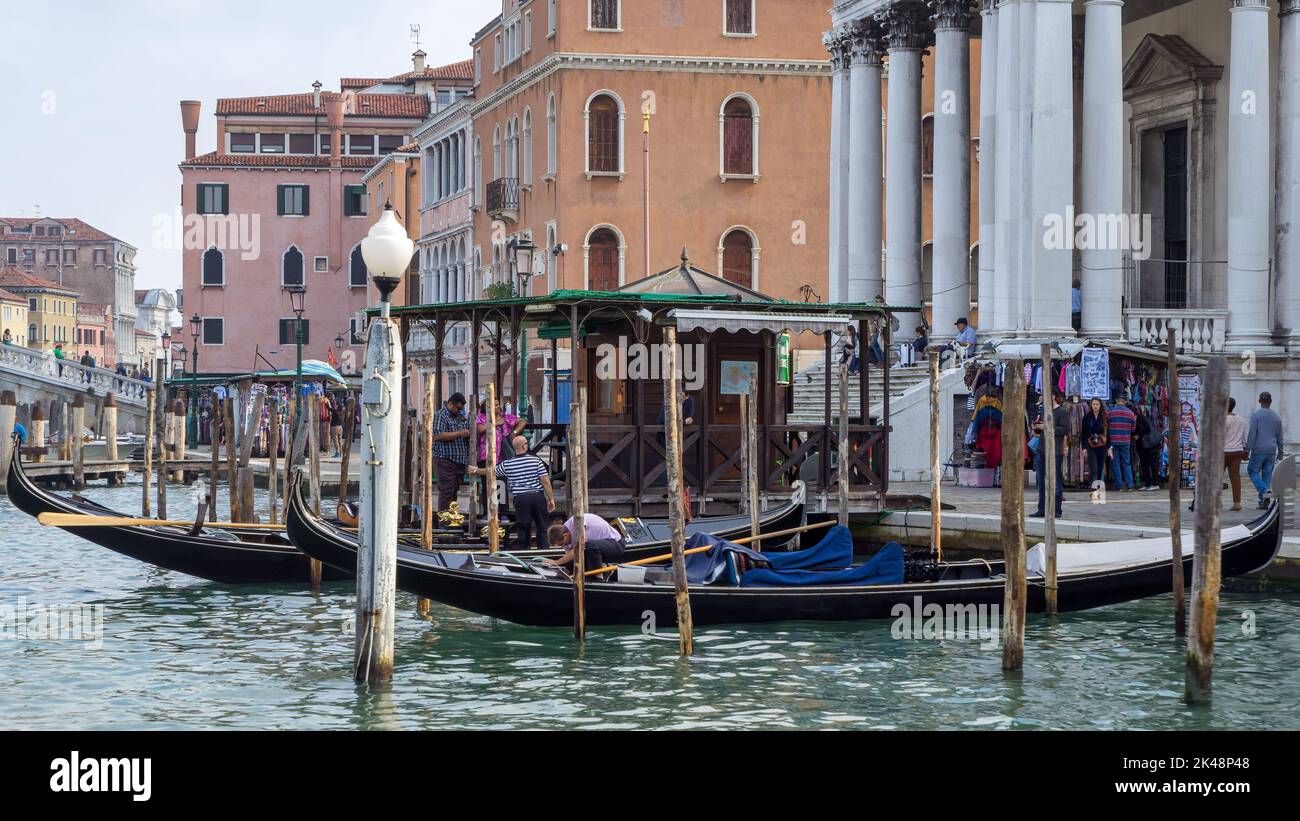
[1122,34,1222,101]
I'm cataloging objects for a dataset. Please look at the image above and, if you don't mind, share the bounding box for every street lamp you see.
[360,202,413,316]
[160,331,171,388]
[287,285,306,429]
[509,236,538,420]
[188,312,201,445]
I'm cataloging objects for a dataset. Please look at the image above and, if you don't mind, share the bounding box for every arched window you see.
[282,246,304,287]
[522,108,533,185]
[28,324,36,343]
[721,229,754,287]
[508,116,519,180]
[922,113,935,177]
[473,136,482,206]
[546,224,557,293]
[721,96,756,177]
[201,246,224,286]
[586,93,621,175]
[492,125,501,179]
[587,227,620,291]
[349,245,367,288]
[921,241,934,304]
[546,94,557,175]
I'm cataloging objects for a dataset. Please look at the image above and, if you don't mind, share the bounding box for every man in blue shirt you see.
[1071,279,1082,331]
[1246,391,1285,509]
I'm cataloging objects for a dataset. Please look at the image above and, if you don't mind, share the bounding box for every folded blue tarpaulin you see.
[738,542,906,588]
[682,525,864,585]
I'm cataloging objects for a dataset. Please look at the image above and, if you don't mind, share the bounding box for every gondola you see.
[288,472,1283,627]
[7,451,350,585]
[287,472,809,564]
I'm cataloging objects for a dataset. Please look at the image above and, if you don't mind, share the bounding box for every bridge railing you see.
[0,344,152,406]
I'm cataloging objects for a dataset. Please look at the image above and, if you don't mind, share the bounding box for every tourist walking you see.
[329,395,344,457]
[1031,390,1070,518]
[1223,397,1248,511]
[430,392,472,512]
[1082,397,1109,488]
[1246,391,1285,510]
[1106,395,1138,491]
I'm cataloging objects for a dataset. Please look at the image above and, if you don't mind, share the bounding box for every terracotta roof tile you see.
[0,287,25,303]
[216,92,428,118]
[0,217,121,243]
[341,58,474,89]
[179,152,382,170]
[0,266,80,296]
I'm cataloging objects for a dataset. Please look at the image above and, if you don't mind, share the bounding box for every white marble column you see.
[878,3,930,329]
[992,0,1021,336]
[1227,0,1275,349]
[1027,0,1074,336]
[977,0,998,335]
[929,1,973,343]
[848,21,885,303]
[1278,0,1300,347]
[1080,0,1125,338]
[825,28,852,302]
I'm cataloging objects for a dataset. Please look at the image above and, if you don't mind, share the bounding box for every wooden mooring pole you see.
[0,391,15,482]
[663,326,694,656]
[102,393,117,464]
[1041,343,1058,615]
[267,401,280,525]
[570,387,588,642]
[1000,359,1027,671]
[142,388,154,517]
[71,395,85,489]
[1167,322,1185,636]
[338,396,356,512]
[838,363,850,528]
[1186,356,1228,704]
[224,394,238,522]
[30,404,46,464]
[419,378,434,615]
[741,391,759,541]
[929,350,941,561]
[208,392,222,515]
[154,386,167,520]
[486,382,500,554]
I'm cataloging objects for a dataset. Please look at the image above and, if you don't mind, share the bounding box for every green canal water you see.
[1,479,1297,730]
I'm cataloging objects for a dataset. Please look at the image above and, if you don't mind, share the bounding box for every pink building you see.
[178,60,463,375]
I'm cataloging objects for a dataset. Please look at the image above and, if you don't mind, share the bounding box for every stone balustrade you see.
[0,344,152,406]
[1123,309,1228,354]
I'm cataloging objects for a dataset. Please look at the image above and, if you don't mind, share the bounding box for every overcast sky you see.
[0,0,489,290]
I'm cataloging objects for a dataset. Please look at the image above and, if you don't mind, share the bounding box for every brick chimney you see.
[180,100,201,161]
[324,92,345,169]
[412,49,426,72]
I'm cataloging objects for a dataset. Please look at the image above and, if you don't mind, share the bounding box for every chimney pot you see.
[413,49,427,72]
[180,100,201,161]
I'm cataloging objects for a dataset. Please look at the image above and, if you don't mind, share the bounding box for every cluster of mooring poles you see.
[987,333,1232,705]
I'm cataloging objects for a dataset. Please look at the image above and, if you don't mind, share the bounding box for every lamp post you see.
[288,285,306,431]
[355,201,413,685]
[159,331,171,395]
[188,312,201,445]
[508,236,537,418]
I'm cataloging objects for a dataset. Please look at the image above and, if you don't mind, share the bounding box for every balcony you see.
[485,177,519,223]
[1121,257,1229,353]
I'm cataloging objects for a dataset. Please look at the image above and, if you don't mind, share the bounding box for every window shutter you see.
[220,184,230,215]
[276,185,285,216]
[301,185,310,216]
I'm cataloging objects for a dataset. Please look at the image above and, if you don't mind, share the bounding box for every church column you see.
[1080,0,1125,338]
[878,2,930,329]
[1027,0,1075,336]
[1277,0,1300,347]
[1227,0,1275,349]
[977,0,998,335]
[825,28,852,302]
[929,0,973,343]
[848,21,885,303]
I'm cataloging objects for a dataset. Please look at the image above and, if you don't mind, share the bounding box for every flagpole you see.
[643,107,651,279]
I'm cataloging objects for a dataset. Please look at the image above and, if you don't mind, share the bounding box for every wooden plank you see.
[1167,321,1185,636]
[1186,356,1228,704]
[1000,359,1027,671]
[663,326,694,656]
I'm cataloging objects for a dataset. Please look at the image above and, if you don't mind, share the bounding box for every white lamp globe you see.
[360,202,414,303]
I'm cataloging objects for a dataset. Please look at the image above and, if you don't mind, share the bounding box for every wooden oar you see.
[581,519,837,578]
[38,512,286,531]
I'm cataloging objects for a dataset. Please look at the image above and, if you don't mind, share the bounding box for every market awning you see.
[667,309,854,336]
[254,359,348,385]
[976,337,1207,367]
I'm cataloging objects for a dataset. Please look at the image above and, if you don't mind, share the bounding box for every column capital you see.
[1280,0,1300,15]
[980,0,997,15]
[877,2,934,52]
[1229,0,1270,9]
[823,27,853,70]
[928,0,975,31]
[846,19,886,66]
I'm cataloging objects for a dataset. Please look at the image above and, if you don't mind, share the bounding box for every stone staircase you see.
[790,360,933,424]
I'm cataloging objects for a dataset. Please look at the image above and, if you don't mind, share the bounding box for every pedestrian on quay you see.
[329,394,344,457]
[1246,391,1285,510]
[1106,395,1138,491]
[1031,389,1069,518]
[468,435,554,550]
[1192,396,1248,513]
[1071,279,1083,332]
[1082,397,1109,487]
[430,392,472,512]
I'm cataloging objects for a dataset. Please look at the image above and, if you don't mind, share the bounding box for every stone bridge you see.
[0,344,153,437]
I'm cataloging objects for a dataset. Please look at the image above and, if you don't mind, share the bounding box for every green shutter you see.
[276,185,285,216]
[220,184,230,215]
[301,185,309,216]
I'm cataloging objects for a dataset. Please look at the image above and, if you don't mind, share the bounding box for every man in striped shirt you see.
[469,435,553,550]
[1106,396,1138,491]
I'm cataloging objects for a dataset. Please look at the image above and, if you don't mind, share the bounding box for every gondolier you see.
[468,435,554,550]
[544,513,627,571]
[431,392,472,512]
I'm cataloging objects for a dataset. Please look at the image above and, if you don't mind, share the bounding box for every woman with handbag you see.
[1082,397,1109,488]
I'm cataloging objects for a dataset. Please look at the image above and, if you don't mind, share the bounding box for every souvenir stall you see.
[957,340,1205,490]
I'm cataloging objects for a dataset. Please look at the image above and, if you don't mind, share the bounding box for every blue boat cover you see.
[738,542,906,588]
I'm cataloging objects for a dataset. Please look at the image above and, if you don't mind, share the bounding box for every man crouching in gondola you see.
[544,514,627,574]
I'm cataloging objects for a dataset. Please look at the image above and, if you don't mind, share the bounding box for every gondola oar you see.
[581,519,837,578]
[37,512,286,531]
